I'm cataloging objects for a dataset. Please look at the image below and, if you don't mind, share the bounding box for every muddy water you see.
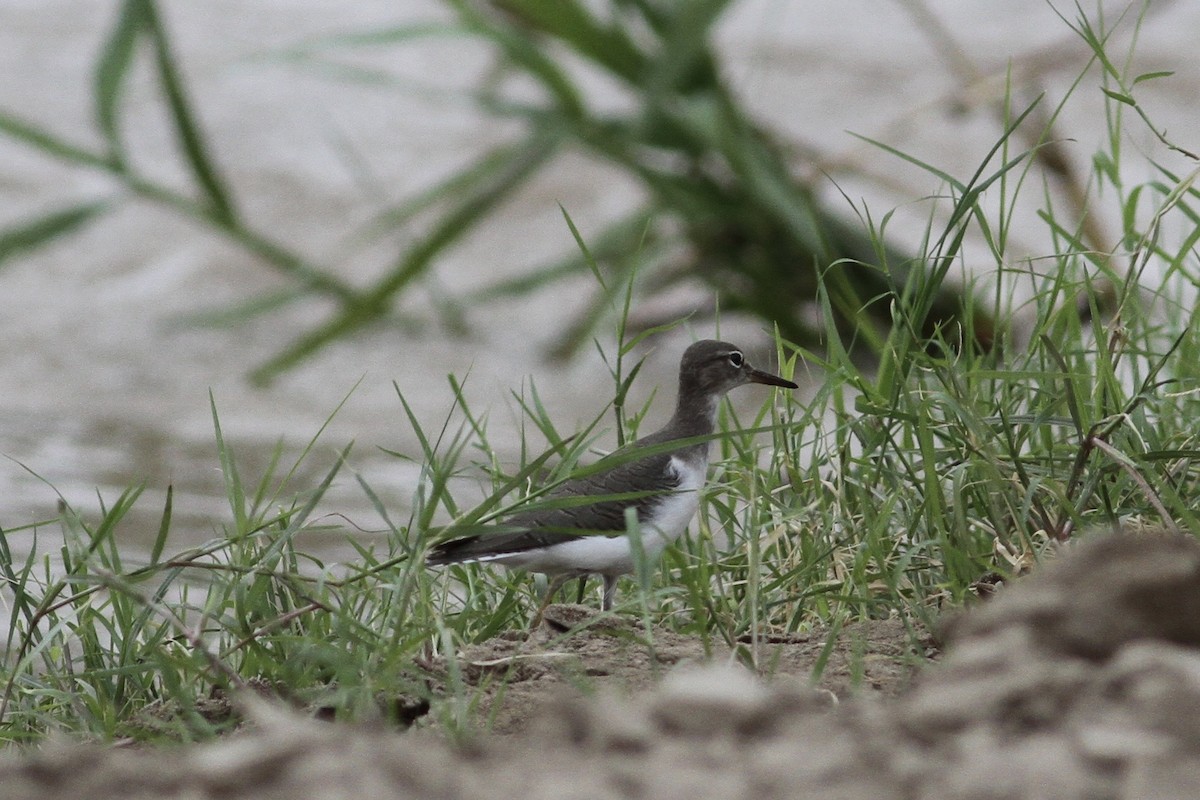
[0,1,1195,565]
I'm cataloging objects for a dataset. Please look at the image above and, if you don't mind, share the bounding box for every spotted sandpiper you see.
[426,339,797,615]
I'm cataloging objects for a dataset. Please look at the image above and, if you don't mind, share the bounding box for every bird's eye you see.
[728,351,744,367]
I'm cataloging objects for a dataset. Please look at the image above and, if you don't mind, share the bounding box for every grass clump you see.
[4,248,1198,744]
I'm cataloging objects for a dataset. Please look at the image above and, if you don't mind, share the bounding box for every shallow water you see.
[0,0,1195,565]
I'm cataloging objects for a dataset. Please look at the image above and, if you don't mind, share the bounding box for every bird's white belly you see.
[492,455,705,576]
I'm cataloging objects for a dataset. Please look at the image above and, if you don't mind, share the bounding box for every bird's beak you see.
[746,365,798,389]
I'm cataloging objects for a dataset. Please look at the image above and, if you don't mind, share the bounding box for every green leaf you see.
[94,0,150,163]
[361,139,541,238]
[0,109,110,168]
[0,202,111,271]
[494,0,648,84]
[268,20,465,56]
[558,204,605,291]
[143,0,238,223]
[252,127,561,382]
[644,0,729,96]
[209,392,247,533]
[150,484,172,565]
[1133,70,1174,86]
[1101,87,1136,107]
[450,0,585,117]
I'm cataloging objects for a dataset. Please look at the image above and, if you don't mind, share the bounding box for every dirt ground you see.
[435,603,933,735]
[5,528,1200,799]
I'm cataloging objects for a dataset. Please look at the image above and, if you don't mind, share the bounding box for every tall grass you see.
[0,0,989,381]
[1,2,1199,744]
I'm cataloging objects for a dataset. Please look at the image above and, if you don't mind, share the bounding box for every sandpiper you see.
[426,339,797,614]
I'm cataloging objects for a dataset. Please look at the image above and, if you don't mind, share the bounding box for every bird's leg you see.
[601,575,618,611]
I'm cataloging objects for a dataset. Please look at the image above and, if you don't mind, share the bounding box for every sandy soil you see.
[5,528,1200,799]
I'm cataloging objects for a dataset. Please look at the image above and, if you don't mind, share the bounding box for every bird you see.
[425,339,797,617]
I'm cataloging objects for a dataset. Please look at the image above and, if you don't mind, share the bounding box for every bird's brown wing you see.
[426,448,683,564]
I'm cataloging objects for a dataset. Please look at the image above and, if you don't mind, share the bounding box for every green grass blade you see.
[645,0,731,95]
[84,485,145,561]
[143,0,237,223]
[149,485,173,565]
[0,109,111,168]
[361,139,546,239]
[558,203,606,291]
[450,0,585,117]
[292,442,352,531]
[251,127,560,382]
[490,0,648,86]
[209,392,247,533]
[0,202,111,271]
[267,20,466,56]
[94,0,149,163]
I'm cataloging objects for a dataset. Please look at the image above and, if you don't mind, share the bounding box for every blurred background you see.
[0,0,1194,560]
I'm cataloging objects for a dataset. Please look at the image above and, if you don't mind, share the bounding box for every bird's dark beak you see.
[746,365,798,389]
